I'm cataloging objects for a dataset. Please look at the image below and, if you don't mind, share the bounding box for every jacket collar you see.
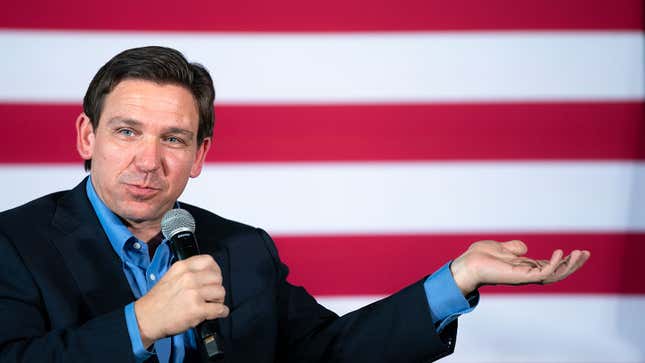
[50,177,135,316]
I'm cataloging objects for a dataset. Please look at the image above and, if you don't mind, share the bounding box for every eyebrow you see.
[106,117,195,139]
[106,117,142,128]
[164,127,195,139]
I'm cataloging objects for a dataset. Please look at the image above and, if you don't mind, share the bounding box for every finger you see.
[185,255,221,275]
[200,285,226,303]
[568,250,591,276]
[553,254,572,276]
[536,249,564,283]
[192,269,223,286]
[555,250,590,281]
[549,249,564,266]
[500,240,528,256]
[573,250,591,268]
[173,269,223,291]
[201,302,230,321]
[165,255,220,279]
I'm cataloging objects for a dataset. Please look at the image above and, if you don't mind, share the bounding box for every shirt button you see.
[149,273,156,281]
[133,242,142,250]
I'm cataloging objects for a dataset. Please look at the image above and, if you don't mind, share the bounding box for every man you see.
[0,46,590,363]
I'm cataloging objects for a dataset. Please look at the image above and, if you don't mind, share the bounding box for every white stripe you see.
[1,162,644,233]
[0,31,642,103]
[316,294,645,363]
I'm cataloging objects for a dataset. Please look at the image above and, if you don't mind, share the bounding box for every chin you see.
[125,214,150,224]
[117,204,166,224]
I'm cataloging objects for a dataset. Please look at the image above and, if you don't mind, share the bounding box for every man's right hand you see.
[133,255,229,348]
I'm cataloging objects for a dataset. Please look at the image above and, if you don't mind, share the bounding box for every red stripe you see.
[0,102,643,163]
[274,233,644,295]
[0,0,642,31]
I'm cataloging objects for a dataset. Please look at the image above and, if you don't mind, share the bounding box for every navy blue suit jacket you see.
[0,179,457,362]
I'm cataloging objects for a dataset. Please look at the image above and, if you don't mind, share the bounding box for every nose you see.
[135,137,162,173]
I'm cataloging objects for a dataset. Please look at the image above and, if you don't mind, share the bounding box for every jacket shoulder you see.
[179,202,261,241]
[0,190,69,233]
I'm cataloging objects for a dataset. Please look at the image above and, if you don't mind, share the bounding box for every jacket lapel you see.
[50,178,135,316]
[199,235,233,349]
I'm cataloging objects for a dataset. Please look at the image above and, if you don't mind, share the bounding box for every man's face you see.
[76,79,211,227]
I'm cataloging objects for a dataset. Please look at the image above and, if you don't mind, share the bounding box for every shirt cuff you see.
[124,303,155,362]
[424,261,479,332]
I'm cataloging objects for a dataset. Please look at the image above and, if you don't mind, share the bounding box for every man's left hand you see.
[449,240,591,295]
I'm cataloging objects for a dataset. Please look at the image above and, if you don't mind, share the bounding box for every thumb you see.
[501,240,528,256]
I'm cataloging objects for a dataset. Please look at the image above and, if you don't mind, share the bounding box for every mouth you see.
[124,183,162,198]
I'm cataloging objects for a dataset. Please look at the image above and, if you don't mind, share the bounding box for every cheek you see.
[164,152,197,179]
[95,139,126,161]
[92,144,134,179]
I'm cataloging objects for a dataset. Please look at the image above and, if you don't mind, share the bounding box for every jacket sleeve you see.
[0,232,135,363]
[257,229,458,363]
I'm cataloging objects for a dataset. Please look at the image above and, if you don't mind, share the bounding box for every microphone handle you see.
[169,231,225,361]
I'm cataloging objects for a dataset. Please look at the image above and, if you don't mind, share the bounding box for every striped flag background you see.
[1,1,644,361]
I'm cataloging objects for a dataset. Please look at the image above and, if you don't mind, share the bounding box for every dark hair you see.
[82,46,215,170]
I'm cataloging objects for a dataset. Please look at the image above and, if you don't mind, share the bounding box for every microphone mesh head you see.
[161,209,196,239]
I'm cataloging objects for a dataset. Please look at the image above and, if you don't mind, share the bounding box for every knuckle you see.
[211,286,225,301]
[188,290,203,305]
[170,261,187,275]
[199,254,216,265]
[212,273,223,284]
[207,285,225,301]
[202,255,221,272]
[179,272,195,286]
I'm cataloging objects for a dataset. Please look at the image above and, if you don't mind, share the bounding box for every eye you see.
[166,136,186,144]
[117,128,135,137]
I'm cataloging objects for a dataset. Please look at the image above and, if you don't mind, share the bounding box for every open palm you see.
[450,240,591,295]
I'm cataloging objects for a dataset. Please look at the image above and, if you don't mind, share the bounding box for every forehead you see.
[101,79,199,129]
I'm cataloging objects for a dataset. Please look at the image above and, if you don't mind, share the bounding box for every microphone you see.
[161,209,225,362]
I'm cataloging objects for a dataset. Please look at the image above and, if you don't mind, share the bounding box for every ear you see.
[190,137,212,178]
[76,113,95,160]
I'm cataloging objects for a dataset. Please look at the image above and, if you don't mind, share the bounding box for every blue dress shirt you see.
[86,177,477,362]
[86,178,196,363]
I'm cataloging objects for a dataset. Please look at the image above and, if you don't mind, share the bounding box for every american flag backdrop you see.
[1,0,644,362]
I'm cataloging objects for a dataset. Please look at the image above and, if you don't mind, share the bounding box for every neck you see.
[124,218,162,243]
